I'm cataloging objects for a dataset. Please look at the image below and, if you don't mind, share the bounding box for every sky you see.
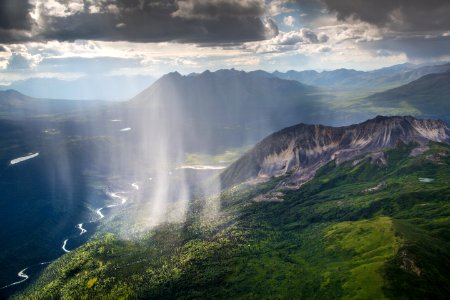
[0,0,449,88]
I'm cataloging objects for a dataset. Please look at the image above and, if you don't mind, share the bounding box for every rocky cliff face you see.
[220,116,450,189]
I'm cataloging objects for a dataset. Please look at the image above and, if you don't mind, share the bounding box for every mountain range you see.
[1,64,450,298]
[0,75,155,101]
[273,62,450,90]
[2,61,449,101]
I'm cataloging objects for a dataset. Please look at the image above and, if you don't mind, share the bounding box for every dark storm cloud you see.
[0,0,275,44]
[172,0,264,20]
[288,0,324,12]
[288,0,450,60]
[363,36,450,60]
[0,0,33,30]
[287,0,325,19]
[321,0,450,32]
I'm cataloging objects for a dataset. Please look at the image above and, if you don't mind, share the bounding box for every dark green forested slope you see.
[16,142,450,299]
[366,71,450,123]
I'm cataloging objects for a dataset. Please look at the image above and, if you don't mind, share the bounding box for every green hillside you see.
[16,142,450,299]
[365,71,450,122]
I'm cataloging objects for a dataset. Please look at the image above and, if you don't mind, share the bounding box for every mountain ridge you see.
[273,62,450,90]
[126,68,321,153]
[0,89,106,118]
[221,116,450,189]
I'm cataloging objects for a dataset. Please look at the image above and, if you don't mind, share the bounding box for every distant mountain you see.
[366,71,450,122]
[221,116,450,189]
[0,89,106,118]
[0,75,155,101]
[273,62,450,90]
[127,69,323,152]
[273,68,365,87]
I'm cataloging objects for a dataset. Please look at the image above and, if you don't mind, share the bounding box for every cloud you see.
[172,0,264,20]
[274,28,327,45]
[37,0,84,18]
[264,17,279,37]
[317,45,331,52]
[288,0,326,22]
[319,22,383,43]
[321,0,450,32]
[267,0,294,16]
[242,27,328,54]
[287,0,450,61]
[0,0,33,30]
[363,35,450,60]
[283,16,295,27]
[6,52,42,70]
[0,0,277,44]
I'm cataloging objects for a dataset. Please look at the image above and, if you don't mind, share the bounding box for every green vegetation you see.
[324,217,399,299]
[17,142,450,299]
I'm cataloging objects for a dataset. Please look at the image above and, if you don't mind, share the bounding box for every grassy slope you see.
[17,142,450,299]
[364,72,450,122]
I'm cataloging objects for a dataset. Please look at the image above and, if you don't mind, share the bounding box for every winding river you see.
[1,182,137,291]
[77,223,87,235]
[61,239,70,253]
[0,262,51,291]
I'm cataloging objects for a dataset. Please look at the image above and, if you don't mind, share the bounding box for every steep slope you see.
[366,71,450,122]
[221,116,450,189]
[15,130,450,299]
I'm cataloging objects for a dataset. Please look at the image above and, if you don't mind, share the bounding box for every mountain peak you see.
[167,71,182,78]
